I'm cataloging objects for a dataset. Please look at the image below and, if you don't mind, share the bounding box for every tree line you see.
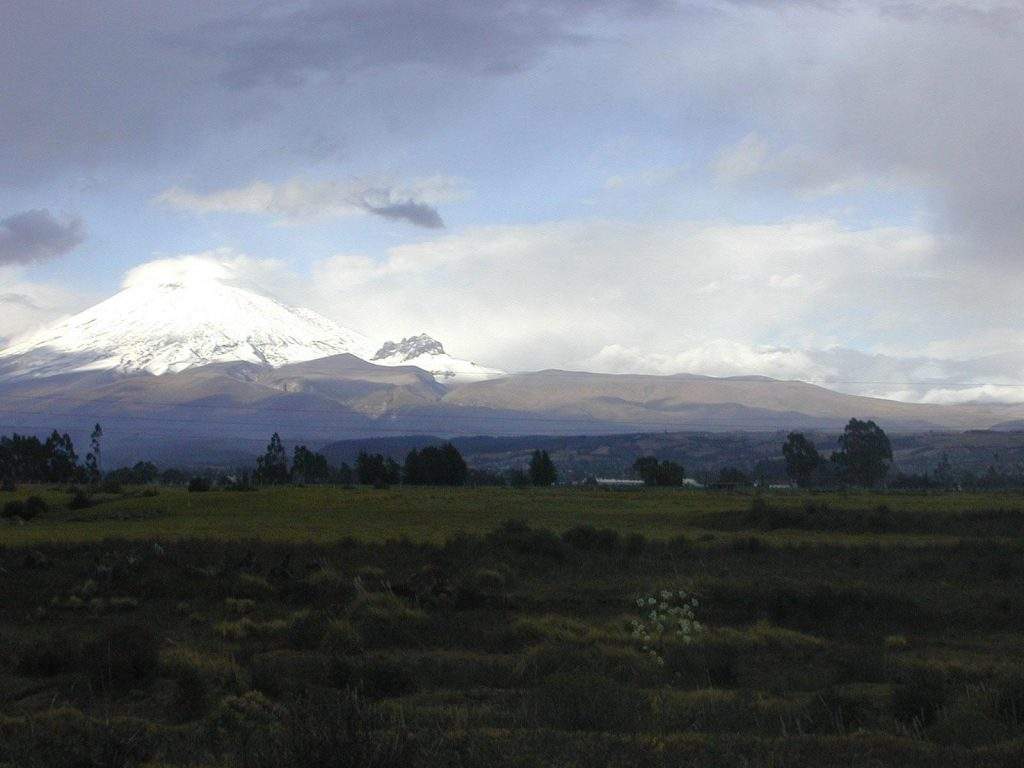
[0,425,104,486]
[628,419,897,489]
[251,433,559,489]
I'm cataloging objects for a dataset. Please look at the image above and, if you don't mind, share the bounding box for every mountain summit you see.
[0,257,504,385]
[0,257,378,379]
[372,334,505,383]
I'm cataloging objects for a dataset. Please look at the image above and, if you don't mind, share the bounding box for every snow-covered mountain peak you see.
[0,257,376,378]
[372,334,446,362]
[371,333,505,384]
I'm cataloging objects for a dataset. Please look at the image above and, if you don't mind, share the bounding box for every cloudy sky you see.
[2,0,1023,402]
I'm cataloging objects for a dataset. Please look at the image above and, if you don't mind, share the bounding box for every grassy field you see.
[4,484,1024,546]
[2,485,1024,767]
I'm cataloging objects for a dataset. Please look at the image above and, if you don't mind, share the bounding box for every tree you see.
[782,432,822,487]
[404,443,468,486]
[106,461,159,486]
[255,432,289,485]
[717,466,751,486]
[1,431,83,483]
[335,462,353,486]
[528,450,557,486]
[291,445,332,484]
[633,456,685,486]
[85,423,103,483]
[44,431,79,482]
[831,418,892,487]
[356,452,397,488]
[933,452,955,489]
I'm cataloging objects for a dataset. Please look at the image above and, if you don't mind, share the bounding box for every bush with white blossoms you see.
[630,589,703,664]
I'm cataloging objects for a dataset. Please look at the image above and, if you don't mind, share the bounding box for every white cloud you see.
[0,266,94,341]
[603,164,688,191]
[294,217,943,374]
[16,235,1021,405]
[713,133,768,183]
[577,341,827,380]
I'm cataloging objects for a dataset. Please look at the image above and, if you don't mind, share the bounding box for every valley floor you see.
[2,486,1024,767]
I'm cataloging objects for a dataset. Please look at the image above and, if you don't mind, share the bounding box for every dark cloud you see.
[364,200,444,228]
[0,210,85,265]
[0,0,668,185]
[174,1,669,88]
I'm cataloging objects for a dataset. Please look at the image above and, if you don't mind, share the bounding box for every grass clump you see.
[233,572,276,600]
[527,672,647,732]
[323,618,363,655]
[216,617,289,642]
[83,623,160,690]
[348,593,429,649]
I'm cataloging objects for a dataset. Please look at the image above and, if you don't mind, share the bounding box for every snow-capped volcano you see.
[0,257,506,385]
[0,257,377,379]
[372,334,505,383]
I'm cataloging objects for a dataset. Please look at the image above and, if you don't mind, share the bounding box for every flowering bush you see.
[631,589,703,664]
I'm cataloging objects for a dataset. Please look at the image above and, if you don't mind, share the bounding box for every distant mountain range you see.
[1,261,1023,468]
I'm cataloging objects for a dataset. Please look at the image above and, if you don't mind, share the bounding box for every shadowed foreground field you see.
[2,486,1024,766]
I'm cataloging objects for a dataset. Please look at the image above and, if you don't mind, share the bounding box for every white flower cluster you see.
[630,589,703,664]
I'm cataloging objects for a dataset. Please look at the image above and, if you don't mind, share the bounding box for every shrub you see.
[527,672,647,732]
[0,477,15,492]
[250,650,330,697]
[767,583,918,638]
[188,476,211,492]
[0,708,153,768]
[662,634,740,688]
[68,487,93,510]
[23,495,48,519]
[161,646,243,689]
[892,666,947,728]
[348,593,429,649]
[233,572,275,600]
[170,659,209,722]
[84,624,160,690]
[216,617,289,642]
[16,633,84,676]
[624,532,647,557]
[731,536,766,554]
[354,565,388,591]
[994,670,1024,726]
[2,499,25,519]
[291,566,356,605]
[225,597,257,614]
[486,519,566,560]
[561,525,620,553]
[453,566,511,609]
[100,479,123,494]
[223,689,415,768]
[511,615,600,646]
[867,504,894,532]
[517,640,655,686]
[931,691,1014,747]
[323,619,362,655]
[286,610,329,650]
[354,655,420,699]
[631,589,703,664]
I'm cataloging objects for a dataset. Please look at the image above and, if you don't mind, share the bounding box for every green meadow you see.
[2,485,1024,767]
[4,484,1024,546]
